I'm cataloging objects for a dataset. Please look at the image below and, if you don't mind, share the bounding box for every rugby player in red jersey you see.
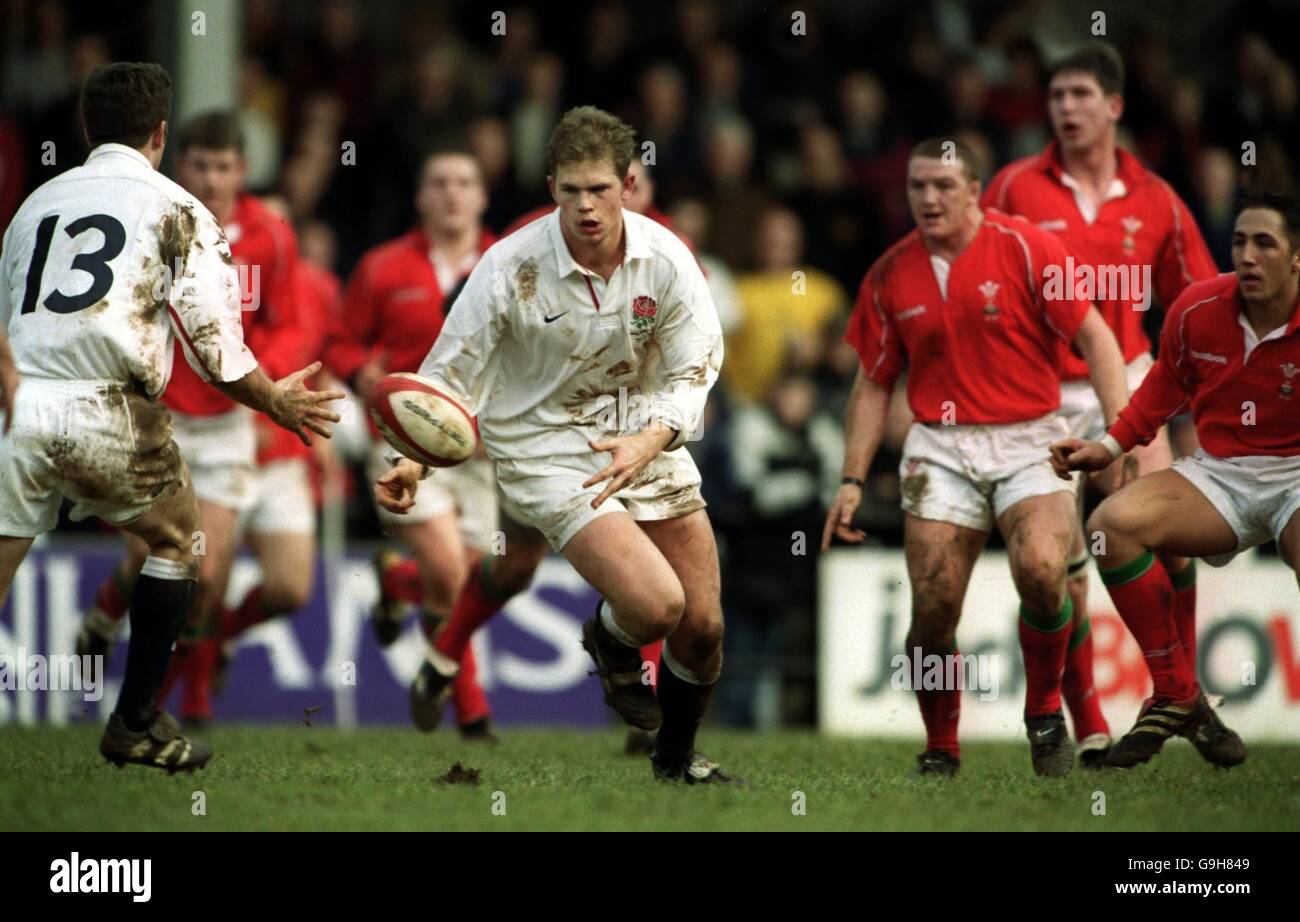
[1051,192,1300,768]
[823,139,1130,777]
[983,42,1219,766]
[327,150,508,737]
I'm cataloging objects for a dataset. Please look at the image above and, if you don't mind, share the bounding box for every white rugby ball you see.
[368,372,477,468]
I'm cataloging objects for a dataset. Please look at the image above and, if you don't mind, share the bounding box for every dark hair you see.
[1235,191,1300,249]
[546,106,636,179]
[80,62,172,149]
[909,137,982,183]
[1048,42,1125,96]
[176,110,244,156]
[420,147,483,181]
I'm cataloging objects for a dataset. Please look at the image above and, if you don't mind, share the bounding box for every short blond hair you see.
[546,106,635,179]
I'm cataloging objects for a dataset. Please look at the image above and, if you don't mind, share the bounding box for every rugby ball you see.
[368,373,477,468]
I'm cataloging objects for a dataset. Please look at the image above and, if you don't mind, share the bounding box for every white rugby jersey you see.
[0,143,257,396]
[417,209,723,461]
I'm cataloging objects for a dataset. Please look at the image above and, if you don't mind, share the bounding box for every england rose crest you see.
[632,295,657,329]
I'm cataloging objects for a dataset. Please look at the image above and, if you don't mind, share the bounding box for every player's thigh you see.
[246,530,316,610]
[1279,508,1300,576]
[997,491,1075,597]
[562,511,683,628]
[117,472,201,567]
[489,510,549,592]
[390,511,468,599]
[1089,469,1238,559]
[190,499,241,618]
[1129,425,1175,477]
[638,509,723,645]
[903,513,986,621]
[0,536,36,606]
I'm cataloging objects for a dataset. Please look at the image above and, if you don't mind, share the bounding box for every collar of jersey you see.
[87,142,152,169]
[1039,140,1146,193]
[549,208,652,278]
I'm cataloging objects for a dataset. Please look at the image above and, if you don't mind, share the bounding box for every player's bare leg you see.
[1087,470,1245,768]
[0,536,37,604]
[636,509,739,783]
[101,473,213,772]
[998,492,1077,776]
[211,530,316,693]
[902,514,986,777]
[567,511,684,730]
[406,514,548,732]
[1280,510,1300,591]
[378,513,466,644]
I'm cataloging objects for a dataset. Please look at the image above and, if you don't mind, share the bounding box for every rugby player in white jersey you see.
[376,107,737,783]
[0,63,342,771]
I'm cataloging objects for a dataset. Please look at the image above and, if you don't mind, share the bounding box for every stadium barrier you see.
[819,548,1300,740]
[0,543,606,727]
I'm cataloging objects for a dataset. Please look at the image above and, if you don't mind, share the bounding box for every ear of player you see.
[368,372,479,468]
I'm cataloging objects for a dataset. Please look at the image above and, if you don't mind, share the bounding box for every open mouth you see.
[578,219,600,234]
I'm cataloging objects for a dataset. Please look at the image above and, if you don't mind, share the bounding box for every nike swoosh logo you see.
[544,312,569,323]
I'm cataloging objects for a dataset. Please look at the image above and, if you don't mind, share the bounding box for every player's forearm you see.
[841,370,890,480]
[212,365,278,416]
[1075,311,1128,426]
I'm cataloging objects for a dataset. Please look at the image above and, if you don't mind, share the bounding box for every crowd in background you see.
[3,0,1298,725]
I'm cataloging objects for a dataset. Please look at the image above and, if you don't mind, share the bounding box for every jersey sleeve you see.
[415,249,507,419]
[0,223,13,331]
[324,251,379,382]
[167,204,257,384]
[243,218,307,379]
[1030,226,1091,343]
[1107,297,1195,451]
[1152,183,1220,308]
[844,272,904,388]
[643,248,724,452]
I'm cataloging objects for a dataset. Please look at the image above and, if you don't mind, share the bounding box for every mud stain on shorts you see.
[901,463,929,509]
[50,392,183,508]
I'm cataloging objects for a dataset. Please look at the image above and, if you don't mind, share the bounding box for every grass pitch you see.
[2,725,1297,831]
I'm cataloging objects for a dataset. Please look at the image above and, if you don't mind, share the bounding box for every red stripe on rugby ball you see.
[368,372,478,468]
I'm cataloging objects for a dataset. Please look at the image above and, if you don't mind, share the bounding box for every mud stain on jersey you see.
[515,259,539,301]
[606,360,634,378]
[159,202,199,269]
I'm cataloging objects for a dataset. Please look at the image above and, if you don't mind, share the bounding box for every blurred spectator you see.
[718,370,843,728]
[696,115,769,271]
[667,197,742,336]
[726,206,847,403]
[636,63,699,196]
[791,121,879,291]
[1191,147,1238,271]
[466,116,531,232]
[3,0,71,115]
[511,52,564,190]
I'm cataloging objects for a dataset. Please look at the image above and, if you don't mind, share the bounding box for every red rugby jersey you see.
[846,209,1091,424]
[324,227,497,383]
[257,259,341,465]
[1109,273,1300,457]
[164,193,305,416]
[983,142,1217,381]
